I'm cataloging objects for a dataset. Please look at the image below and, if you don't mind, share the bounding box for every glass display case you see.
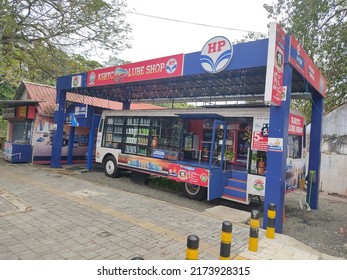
[155,118,183,160]
[102,116,184,161]
[103,117,124,149]
[248,150,267,176]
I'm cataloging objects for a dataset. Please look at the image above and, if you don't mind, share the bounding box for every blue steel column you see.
[263,35,292,233]
[67,126,75,164]
[87,109,99,171]
[122,100,131,110]
[307,93,324,209]
[51,89,66,168]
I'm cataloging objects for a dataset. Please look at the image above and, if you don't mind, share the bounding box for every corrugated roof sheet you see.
[22,82,163,116]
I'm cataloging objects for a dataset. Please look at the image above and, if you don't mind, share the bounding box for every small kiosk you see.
[2,101,37,163]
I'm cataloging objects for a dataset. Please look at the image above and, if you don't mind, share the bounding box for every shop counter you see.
[4,142,33,163]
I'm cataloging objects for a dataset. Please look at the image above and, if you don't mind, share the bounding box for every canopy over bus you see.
[53,23,326,233]
[56,37,325,104]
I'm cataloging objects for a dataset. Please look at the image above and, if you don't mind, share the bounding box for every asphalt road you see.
[70,163,347,259]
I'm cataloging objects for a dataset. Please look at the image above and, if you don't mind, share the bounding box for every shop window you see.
[288,135,302,158]
[12,121,33,144]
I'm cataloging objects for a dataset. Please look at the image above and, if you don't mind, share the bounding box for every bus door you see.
[208,120,227,200]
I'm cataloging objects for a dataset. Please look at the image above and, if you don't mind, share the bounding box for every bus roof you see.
[101,106,272,119]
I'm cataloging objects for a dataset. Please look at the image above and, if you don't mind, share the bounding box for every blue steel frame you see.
[52,36,325,233]
[264,35,293,232]
[207,120,227,201]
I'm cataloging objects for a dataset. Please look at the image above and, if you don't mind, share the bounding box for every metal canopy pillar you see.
[307,93,324,209]
[86,108,99,171]
[263,35,292,233]
[51,88,66,168]
[122,99,131,110]
[67,126,76,164]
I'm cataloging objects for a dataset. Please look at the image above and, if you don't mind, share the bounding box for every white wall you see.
[306,102,347,196]
[322,103,347,137]
[320,153,347,196]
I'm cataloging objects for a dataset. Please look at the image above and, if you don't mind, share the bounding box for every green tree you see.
[0,0,131,87]
[103,56,131,67]
[264,0,347,120]
[155,102,195,109]
[0,83,15,100]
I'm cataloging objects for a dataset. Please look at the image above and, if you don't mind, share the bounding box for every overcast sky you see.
[115,0,276,63]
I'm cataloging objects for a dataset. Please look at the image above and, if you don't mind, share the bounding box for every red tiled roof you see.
[22,82,164,116]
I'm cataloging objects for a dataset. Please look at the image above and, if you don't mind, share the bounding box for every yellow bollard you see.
[219,221,233,260]
[186,235,199,260]
[248,210,260,252]
[249,227,259,252]
[250,209,260,228]
[266,203,276,239]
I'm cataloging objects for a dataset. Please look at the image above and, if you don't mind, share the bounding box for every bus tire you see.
[104,155,120,178]
[183,183,207,200]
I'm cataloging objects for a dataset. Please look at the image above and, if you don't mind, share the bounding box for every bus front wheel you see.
[104,156,120,178]
[183,183,207,200]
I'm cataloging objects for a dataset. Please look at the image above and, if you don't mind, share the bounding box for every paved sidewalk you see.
[0,161,340,260]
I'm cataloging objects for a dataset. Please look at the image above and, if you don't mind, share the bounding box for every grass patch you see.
[145,176,183,192]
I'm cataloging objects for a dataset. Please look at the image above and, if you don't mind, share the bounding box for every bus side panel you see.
[118,153,211,187]
[95,117,104,164]
[167,163,210,188]
[95,136,121,164]
[118,153,169,175]
[95,116,122,164]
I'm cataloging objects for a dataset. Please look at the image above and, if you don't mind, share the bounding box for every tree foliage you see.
[154,102,195,109]
[102,56,131,67]
[0,0,131,89]
[264,0,347,118]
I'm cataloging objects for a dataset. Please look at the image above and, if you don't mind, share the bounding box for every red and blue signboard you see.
[264,23,286,106]
[288,113,304,136]
[168,163,209,187]
[289,36,327,97]
[87,54,184,87]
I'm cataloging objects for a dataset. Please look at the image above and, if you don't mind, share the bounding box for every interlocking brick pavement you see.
[0,160,340,260]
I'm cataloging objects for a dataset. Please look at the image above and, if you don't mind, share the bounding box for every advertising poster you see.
[268,137,284,152]
[251,116,269,151]
[247,174,266,196]
[32,115,89,163]
[71,75,82,88]
[264,22,286,106]
[168,163,209,187]
[2,108,15,118]
[285,158,306,192]
[16,106,27,118]
[4,142,13,161]
[288,113,304,136]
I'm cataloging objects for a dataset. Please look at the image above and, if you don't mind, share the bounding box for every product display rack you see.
[156,118,183,160]
[136,117,151,156]
[103,117,124,149]
[102,116,184,160]
[123,117,163,156]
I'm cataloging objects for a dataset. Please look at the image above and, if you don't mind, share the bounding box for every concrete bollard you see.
[266,203,276,239]
[219,221,233,260]
[248,209,260,252]
[186,235,199,260]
